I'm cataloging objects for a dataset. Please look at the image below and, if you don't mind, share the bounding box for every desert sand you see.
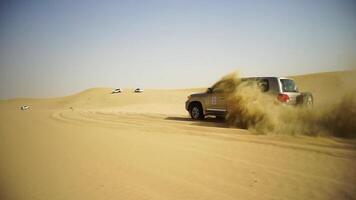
[1,71,356,200]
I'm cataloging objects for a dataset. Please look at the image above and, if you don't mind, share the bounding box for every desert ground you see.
[1,71,356,200]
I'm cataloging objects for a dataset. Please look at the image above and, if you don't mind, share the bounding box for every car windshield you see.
[280,79,298,92]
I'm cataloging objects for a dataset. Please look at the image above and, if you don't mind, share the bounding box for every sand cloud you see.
[216,72,356,138]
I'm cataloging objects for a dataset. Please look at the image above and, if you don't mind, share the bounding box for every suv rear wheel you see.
[302,92,314,108]
[189,104,204,120]
[304,94,313,108]
[298,92,313,108]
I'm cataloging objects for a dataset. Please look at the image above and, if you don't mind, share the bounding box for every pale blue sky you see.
[1,0,356,99]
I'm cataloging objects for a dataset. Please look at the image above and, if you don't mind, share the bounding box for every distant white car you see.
[112,88,123,94]
[20,105,30,110]
[134,88,144,93]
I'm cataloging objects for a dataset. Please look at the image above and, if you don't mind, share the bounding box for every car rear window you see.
[241,78,269,92]
[280,79,298,92]
[258,79,269,92]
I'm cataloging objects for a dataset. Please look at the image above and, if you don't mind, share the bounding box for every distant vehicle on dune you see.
[20,105,30,110]
[112,88,123,94]
[134,88,144,93]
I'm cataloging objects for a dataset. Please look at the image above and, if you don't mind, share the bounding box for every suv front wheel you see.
[189,104,204,120]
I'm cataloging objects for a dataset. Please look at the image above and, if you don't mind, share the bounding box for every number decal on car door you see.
[212,96,217,105]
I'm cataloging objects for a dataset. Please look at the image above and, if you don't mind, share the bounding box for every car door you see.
[206,87,227,114]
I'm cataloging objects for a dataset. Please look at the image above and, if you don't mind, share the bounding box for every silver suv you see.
[185,77,313,120]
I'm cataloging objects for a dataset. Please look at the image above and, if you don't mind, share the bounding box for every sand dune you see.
[291,70,356,107]
[0,71,356,200]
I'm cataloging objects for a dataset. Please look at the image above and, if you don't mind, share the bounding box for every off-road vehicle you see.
[112,88,123,93]
[185,77,313,120]
[134,88,144,93]
[20,105,30,110]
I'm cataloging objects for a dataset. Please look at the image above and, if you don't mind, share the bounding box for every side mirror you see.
[207,88,212,93]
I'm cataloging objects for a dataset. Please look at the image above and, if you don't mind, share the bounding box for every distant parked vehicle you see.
[20,105,30,110]
[112,88,123,94]
[134,88,144,93]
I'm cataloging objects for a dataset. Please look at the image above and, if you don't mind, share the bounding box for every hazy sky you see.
[1,0,356,99]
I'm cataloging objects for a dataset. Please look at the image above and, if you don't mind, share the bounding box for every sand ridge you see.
[0,71,356,200]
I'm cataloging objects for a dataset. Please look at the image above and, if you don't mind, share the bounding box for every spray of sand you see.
[216,72,356,138]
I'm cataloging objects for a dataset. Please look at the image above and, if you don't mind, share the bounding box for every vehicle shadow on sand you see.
[165,116,228,128]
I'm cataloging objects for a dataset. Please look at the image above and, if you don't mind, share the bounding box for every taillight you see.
[278,93,290,103]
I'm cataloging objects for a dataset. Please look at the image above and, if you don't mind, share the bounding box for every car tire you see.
[189,104,204,120]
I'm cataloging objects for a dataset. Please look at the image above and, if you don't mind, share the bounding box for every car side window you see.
[212,87,224,93]
[258,79,269,92]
